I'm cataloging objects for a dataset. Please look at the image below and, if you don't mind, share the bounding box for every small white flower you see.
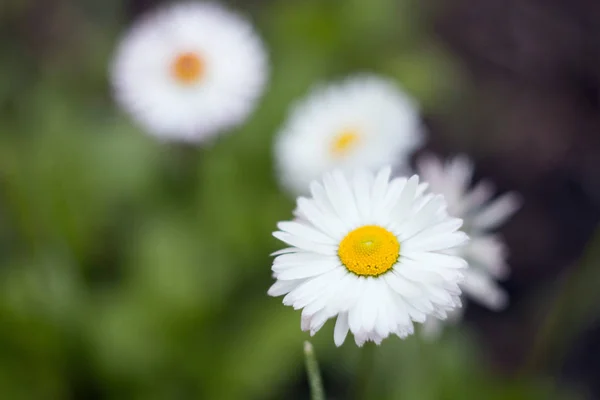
[417,154,521,336]
[111,2,268,142]
[268,167,469,346]
[274,75,424,196]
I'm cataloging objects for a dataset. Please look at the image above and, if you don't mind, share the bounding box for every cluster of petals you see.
[269,167,469,346]
[275,75,423,195]
[111,1,268,142]
[417,154,521,336]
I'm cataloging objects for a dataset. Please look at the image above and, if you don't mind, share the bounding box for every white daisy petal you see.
[372,166,392,205]
[272,256,336,272]
[461,269,508,310]
[396,195,448,240]
[277,221,336,245]
[374,177,407,223]
[391,175,419,222]
[309,309,332,335]
[383,271,422,298]
[323,273,363,315]
[272,231,336,255]
[309,181,336,216]
[334,313,350,346]
[296,197,346,238]
[374,290,392,338]
[269,167,469,346]
[416,182,430,197]
[403,251,468,269]
[354,332,368,347]
[464,235,510,279]
[274,260,340,280]
[360,279,379,332]
[273,252,330,267]
[431,308,448,320]
[416,154,444,189]
[451,295,463,308]
[430,268,465,283]
[471,193,521,231]
[282,269,341,308]
[403,231,469,253]
[302,270,352,317]
[462,181,494,211]
[403,301,427,324]
[348,304,364,337]
[267,279,304,297]
[331,170,361,225]
[353,169,373,221]
[407,295,435,314]
[391,296,415,329]
[397,264,445,287]
[448,155,473,191]
[270,247,299,256]
[401,217,463,243]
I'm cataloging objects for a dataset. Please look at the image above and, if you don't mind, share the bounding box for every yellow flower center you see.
[338,225,400,276]
[330,129,360,157]
[172,52,205,84]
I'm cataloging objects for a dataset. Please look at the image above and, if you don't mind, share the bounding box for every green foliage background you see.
[0,0,583,398]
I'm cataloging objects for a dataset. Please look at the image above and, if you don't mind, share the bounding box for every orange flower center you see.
[171,52,205,84]
[330,128,360,157]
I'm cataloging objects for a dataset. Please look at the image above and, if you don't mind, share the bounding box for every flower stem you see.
[304,341,325,400]
[354,342,377,400]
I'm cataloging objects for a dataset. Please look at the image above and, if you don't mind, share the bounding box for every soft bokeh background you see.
[2,0,600,398]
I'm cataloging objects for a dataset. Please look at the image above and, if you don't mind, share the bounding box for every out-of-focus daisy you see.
[111,2,268,142]
[416,154,521,337]
[274,75,423,196]
[268,167,469,346]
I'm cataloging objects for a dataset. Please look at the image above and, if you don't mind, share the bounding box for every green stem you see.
[354,342,377,400]
[163,142,202,199]
[304,341,325,400]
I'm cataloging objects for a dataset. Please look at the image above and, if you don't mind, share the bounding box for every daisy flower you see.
[268,167,469,346]
[274,75,424,196]
[416,154,521,336]
[111,2,268,142]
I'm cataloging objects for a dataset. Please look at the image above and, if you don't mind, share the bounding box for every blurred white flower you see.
[274,75,424,196]
[268,167,468,346]
[416,154,521,337]
[111,2,268,142]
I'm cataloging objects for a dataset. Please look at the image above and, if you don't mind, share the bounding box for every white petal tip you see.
[487,294,509,311]
[272,231,283,240]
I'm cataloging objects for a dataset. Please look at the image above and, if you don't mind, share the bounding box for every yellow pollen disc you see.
[330,129,360,157]
[338,225,400,277]
[172,52,205,84]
